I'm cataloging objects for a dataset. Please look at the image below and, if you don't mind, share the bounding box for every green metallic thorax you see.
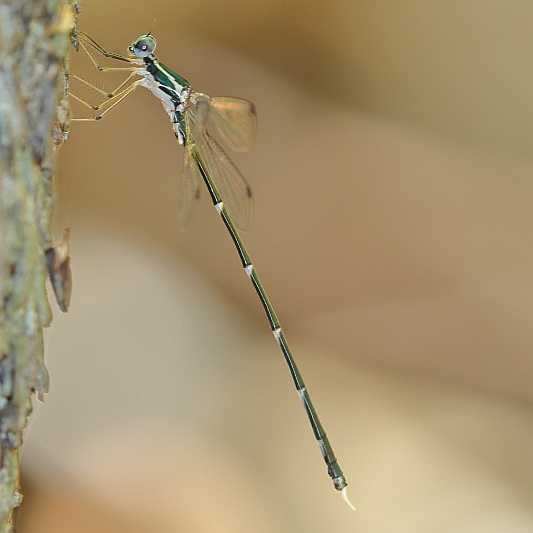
[158,62,190,90]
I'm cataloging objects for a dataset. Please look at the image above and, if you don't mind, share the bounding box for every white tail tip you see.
[341,487,356,511]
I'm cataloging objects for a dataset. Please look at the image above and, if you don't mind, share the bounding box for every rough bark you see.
[0,1,76,530]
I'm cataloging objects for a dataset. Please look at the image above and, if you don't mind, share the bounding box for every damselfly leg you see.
[71,73,112,97]
[71,71,139,98]
[77,31,137,67]
[69,92,99,112]
[71,81,140,122]
[70,33,142,121]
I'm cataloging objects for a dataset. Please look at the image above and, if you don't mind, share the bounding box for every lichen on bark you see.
[0,1,76,530]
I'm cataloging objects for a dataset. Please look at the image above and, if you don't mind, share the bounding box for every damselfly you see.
[70,32,354,509]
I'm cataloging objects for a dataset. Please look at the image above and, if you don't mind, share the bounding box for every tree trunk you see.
[0,1,76,530]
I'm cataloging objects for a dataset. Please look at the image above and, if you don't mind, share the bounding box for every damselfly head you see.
[128,34,157,58]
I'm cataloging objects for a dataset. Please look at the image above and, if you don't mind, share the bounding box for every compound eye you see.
[130,35,156,57]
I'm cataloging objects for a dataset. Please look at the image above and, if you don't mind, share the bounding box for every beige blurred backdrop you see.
[18,1,533,531]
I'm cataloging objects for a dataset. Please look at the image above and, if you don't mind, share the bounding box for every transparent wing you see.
[176,148,201,230]
[186,92,254,230]
[207,97,257,152]
[186,92,211,140]
[195,131,254,230]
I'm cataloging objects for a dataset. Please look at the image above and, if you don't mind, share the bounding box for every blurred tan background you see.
[19,1,533,531]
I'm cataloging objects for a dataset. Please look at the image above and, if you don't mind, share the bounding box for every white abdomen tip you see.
[273,327,282,341]
[244,264,254,277]
[341,487,356,511]
[215,202,224,213]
